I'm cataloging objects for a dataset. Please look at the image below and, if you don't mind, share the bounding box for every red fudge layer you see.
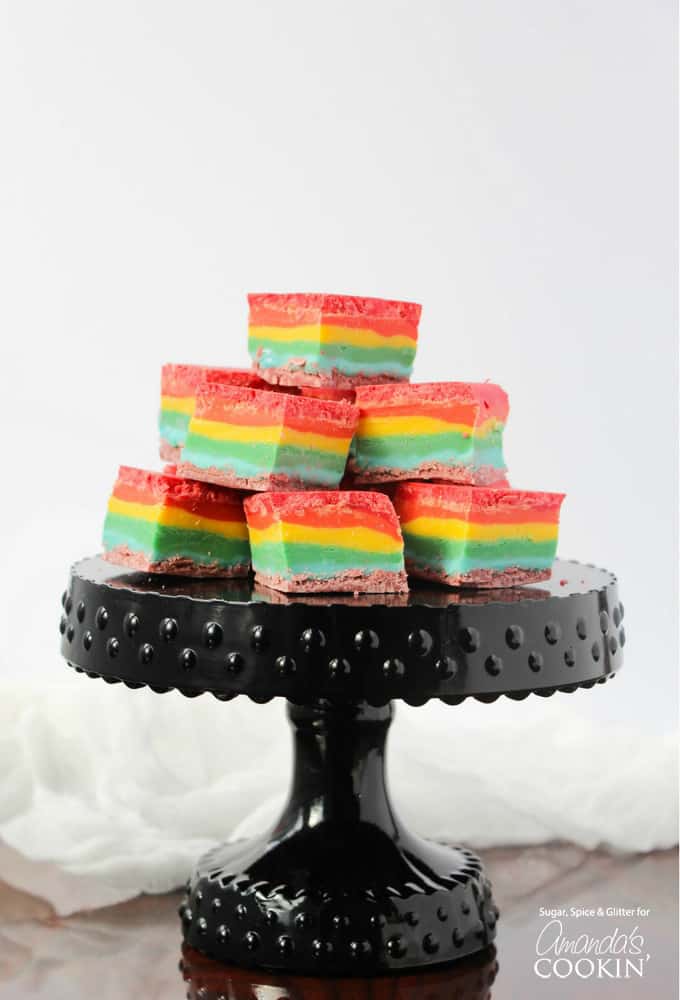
[395,483,565,519]
[187,383,359,430]
[248,293,422,327]
[352,381,508,419]
[161,363,266,396]
[112,465,246,513]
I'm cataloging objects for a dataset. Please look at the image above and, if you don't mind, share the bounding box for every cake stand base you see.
[180,700,497,976]
[61,557,623,976]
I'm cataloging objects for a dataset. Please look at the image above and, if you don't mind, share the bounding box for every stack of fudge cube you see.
[103,293,564,593]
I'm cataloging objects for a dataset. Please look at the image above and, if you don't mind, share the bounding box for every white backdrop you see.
[0,0,677,905]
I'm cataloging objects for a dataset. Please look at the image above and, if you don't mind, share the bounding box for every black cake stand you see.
[58,556,624,977]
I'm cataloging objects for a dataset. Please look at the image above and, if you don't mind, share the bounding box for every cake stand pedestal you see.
[59,557,624,977]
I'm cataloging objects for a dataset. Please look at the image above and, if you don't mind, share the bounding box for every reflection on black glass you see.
[180,943,499,999]
[84,555,587,606]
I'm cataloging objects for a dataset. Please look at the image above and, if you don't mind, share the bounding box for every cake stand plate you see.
[59,557,624,976]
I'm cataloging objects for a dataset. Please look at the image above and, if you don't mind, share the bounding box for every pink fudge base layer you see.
[160,441,182,463]
[254,583,410,607]
[104,546,249,579]
[406,564,551,589]
[253,362,405,391]
[177,462,313,493]
[350,461,510,488]
[254,568,409,595]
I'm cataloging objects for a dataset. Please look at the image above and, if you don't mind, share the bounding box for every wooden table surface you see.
[0,846,677,999]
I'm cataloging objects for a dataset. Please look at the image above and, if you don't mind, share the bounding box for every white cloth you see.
[0,675,676,915]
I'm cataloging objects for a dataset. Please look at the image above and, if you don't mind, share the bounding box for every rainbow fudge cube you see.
[102,466,250,577]
[394,482,565,588]
[159,364,267,462]
[349,382,509,485]
[244,491,408,593]
[248,293,421,388]
[178,384,358,491]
